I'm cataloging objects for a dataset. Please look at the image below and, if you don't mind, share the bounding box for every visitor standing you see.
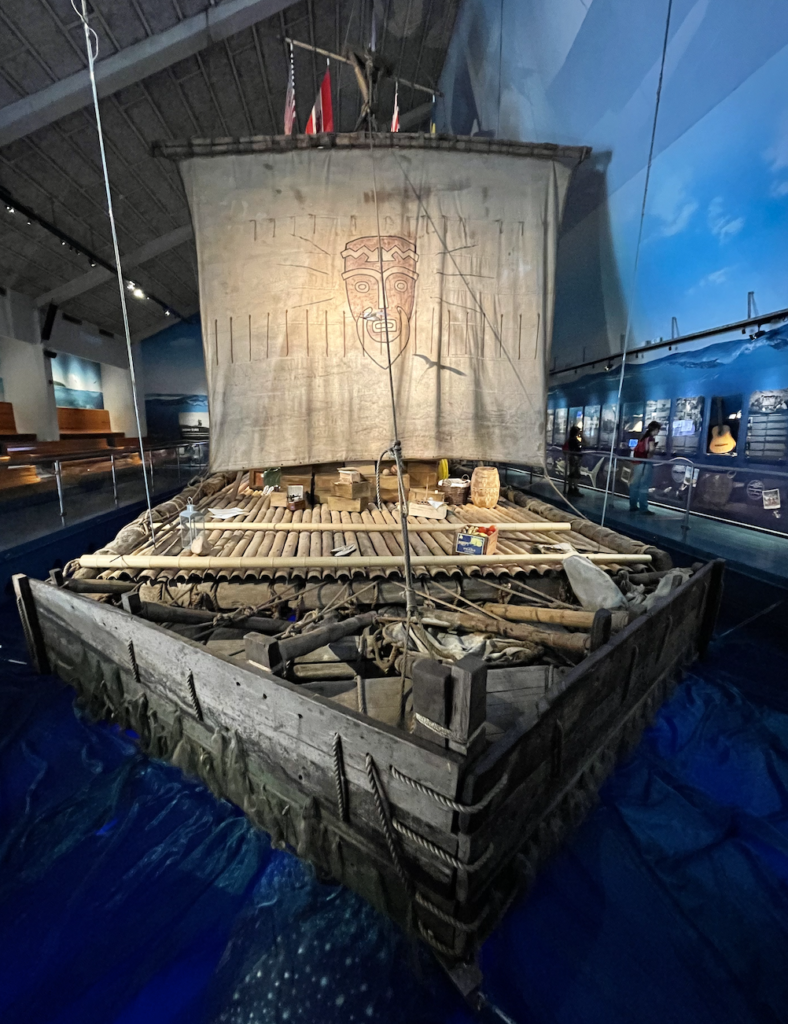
[565,424,583,497]
[629,420,661,514]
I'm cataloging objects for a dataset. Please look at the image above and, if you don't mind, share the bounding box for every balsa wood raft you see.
[14,471,724,991]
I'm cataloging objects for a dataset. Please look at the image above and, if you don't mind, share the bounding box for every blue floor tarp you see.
[1,600,787,1024]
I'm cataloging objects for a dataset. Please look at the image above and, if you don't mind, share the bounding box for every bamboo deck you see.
[81,473,659,587]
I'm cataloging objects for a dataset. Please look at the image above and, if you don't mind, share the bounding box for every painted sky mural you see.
[51,352,103,409]
[438,0,788,366]
[140,319,208,440]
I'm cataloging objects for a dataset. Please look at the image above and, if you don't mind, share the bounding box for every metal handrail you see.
[0,440,210,521]
[510,442,788,537]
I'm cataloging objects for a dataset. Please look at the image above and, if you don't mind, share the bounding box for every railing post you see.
[54,460,65,521]
[682,461,694,537]
[110,453,118,505]
[148,449,154,492]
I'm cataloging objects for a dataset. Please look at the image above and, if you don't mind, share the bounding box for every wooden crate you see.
[332,479,372,499]
[407,460,440,488]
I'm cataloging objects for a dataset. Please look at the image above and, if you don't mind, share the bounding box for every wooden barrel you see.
[470,466,500,508]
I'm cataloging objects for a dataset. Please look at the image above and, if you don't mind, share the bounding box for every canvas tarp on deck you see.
[174,136,586,471]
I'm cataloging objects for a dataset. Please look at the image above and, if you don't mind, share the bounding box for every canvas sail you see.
[170,136,587,471]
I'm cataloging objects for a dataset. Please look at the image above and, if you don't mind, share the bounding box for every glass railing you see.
[502,444,788,539]
[0,441,209,553]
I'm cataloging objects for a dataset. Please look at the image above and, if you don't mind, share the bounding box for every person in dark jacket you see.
[629,420,661,514]
[565,424,583,496]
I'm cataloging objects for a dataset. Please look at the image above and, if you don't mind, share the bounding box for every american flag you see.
[391,81,400,133]
[284,43,296,135]
[305,67,333,134]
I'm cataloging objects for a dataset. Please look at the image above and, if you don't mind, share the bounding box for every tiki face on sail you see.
[341,235,418,358]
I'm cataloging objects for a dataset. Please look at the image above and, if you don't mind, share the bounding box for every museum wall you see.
[438,0,788,368]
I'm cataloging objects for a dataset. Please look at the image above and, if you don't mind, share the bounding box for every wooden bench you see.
[0,401,37,442]
[57,407,126,446]
[3,437,111,464]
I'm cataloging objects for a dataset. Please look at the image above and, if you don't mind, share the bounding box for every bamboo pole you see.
[483,602,597,628]
[77,551,650,571]
[198,520,573,533]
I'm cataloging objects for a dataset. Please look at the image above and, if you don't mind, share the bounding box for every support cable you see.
[74,0,156,541]
[367,129,419,722]
[600,0,673,527]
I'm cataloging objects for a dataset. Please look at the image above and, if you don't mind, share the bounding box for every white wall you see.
[101,357,147,438]
[0,287,59,439]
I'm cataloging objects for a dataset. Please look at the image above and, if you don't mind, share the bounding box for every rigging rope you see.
[367,129,419,719]
[600,0,674,526]
[74,0,156,541]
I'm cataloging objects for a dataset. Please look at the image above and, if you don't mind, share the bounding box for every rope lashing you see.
[127,640,141,685]
[391,817,494,874]
[389,763,510,815]
[355,674,367,715]
[332,733,348,822]
[365,753,410,889]
[413,713,486,747]
[414,890,491,934]
[416,920,459,957]
[186,671,203,722]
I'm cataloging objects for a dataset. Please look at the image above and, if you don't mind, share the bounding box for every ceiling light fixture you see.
[132,287,146,299]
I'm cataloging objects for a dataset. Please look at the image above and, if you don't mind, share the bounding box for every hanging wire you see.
[600,0,674,527]
[73,0,156,540]
[366,128,419,716]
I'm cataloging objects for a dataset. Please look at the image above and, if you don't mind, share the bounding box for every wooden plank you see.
[28,578,464,812]
[35,595,459,882]
[13,574,50,674]
[459,565,717,809]
[455,567,716,863]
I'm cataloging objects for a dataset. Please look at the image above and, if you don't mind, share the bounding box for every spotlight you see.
[6,205,14,213]
[89,259,96,267]
[132,287,146,299]
[164,310,171,316]
[126,281,135,291]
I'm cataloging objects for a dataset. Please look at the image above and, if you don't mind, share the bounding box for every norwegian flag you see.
[391,81,400,132]
[284,44,296,135]
[305,68,334,134]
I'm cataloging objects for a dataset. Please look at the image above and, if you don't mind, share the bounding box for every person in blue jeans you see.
[629,420,661,514]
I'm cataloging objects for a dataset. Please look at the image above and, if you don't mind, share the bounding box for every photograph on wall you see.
[746,389,788,462]
[706,395,741,456]
[52,352,103,409]
[178,410,210,439]
[582,405,600,447]
[553,408,568,444]
[621,402,644,450]
[644,399,671,448]
[671,397,705,454]
[598,403,618,448]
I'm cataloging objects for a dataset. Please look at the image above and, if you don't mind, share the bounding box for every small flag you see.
[391,81,400,133]
[305,67,334,134]
[284,43,296,135]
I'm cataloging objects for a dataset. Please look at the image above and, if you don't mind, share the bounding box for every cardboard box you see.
[327,494,371,513]
[455,525,498,556]
[378,473,409,499]
[407,460,440,488]
[410,486,445,503]
[405,500,448,520]
[333,479,372,499]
